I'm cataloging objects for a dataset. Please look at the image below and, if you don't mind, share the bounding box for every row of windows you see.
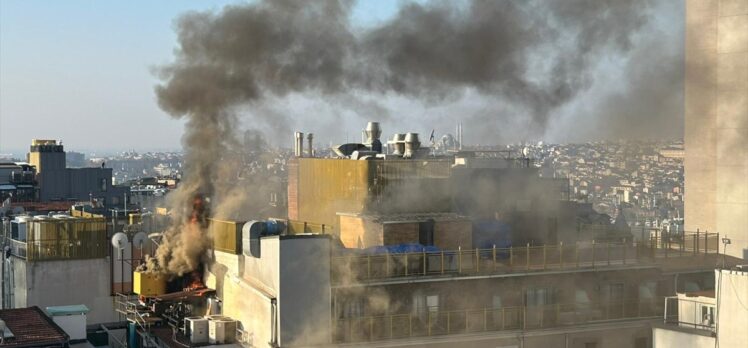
[336,281,660,319]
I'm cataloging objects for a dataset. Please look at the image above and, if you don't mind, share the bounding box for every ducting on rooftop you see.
[365,122,382,153]
[294,132,304,157]
[403,133,420,158]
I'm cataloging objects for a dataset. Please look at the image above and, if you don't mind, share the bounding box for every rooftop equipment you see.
[403,133,421,158]
[185,317,209,344]
[332,143,368,157]
[391,134,406,156]
[208,316,237,344]
[46,305,89,341]
[365,122,382,153]
[133,271,167,296]
[306,133,314,157]
[132,232,148,249]
[294,132,304,157]
[242,219,284,258]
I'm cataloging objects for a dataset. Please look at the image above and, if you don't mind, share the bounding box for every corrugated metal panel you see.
[370,160,452,214]
[24,217,107,261]
[210,218,244,254]
[287,160,299,220]
[294,158,455,231]
[286,220,330,235]
[297,158,370,230]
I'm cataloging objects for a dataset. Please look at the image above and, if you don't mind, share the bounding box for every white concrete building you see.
[1,216,118,324]
[653,267,748,347]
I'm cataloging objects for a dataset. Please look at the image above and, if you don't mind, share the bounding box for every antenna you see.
[132,232,148,249]
[111,232,129,250]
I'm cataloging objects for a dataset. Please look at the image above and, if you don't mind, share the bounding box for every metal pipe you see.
[306,133,314,158]
[403,133,420,158]
[294,132,304,157]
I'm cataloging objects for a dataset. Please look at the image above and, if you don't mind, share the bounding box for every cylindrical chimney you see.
[403,133,420,158]
[392,134,406,156]
[306,133,314,157]
[294,132,304,157]
[365,122,381,144]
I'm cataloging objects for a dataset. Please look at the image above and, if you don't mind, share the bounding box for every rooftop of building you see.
[336,212,470,223]
[681,290,715,298]
[0,306,69,348]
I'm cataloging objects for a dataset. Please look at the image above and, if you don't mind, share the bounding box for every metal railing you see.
[334,241,649,283]
[286,220,332,234]
[4,238,107,261]
[646,231,720,257]
[114,293,161,347]
[334,299,661,343]
[662,296,716,332]
[332,234,721,283]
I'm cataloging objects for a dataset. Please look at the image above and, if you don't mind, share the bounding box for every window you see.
[337,298,363,319]
[100,178,107,192]
[492,295,502,309]
[701,305,714,326]
[575,290,591,310]
[606,283,624,304]
[525,287,554,307]
[426,295,439,313]
[418,219,435,246]
[638,281,656,300]
[492,295,503,323]
[413,292,439,321]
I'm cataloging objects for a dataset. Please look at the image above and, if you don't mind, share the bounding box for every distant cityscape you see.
[18,140,682,232]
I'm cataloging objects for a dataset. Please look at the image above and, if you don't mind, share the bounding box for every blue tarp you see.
[473,220,512,249]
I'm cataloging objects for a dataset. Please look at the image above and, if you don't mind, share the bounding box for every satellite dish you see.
[522,147,530,158]
[132,232,148,249]
[111,232,129,250]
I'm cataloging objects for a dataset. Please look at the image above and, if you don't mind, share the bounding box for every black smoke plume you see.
[152,0,674,274]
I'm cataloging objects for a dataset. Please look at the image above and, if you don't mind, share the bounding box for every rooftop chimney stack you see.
[294,132,304,157]
[365,122,383,153]
[306,133,314,157]
[391,134,406,156]
[403,133,420,158]
[458,123,463,150]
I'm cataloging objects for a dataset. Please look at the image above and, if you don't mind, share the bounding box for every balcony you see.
[334,299,661,343]
[1,217,108,261]
[662,294,716,332]
[5,238,108,261]
[331,232,720,284]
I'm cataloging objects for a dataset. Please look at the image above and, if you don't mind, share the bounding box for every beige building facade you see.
[684,0,748,259]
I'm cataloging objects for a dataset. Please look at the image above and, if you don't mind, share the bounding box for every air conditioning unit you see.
[208,317,237,344]
[185,317,208,344]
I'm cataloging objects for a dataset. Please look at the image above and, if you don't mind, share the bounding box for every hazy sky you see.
[0,0,683,156]
[0,0,405,155]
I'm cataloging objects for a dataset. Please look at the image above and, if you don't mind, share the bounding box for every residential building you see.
[0,215,118,323]
[28,139,129,208]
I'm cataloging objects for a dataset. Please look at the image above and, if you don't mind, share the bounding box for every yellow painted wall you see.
[296,159,370,231]
[292,158,453,233]
[338,215,383,248]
